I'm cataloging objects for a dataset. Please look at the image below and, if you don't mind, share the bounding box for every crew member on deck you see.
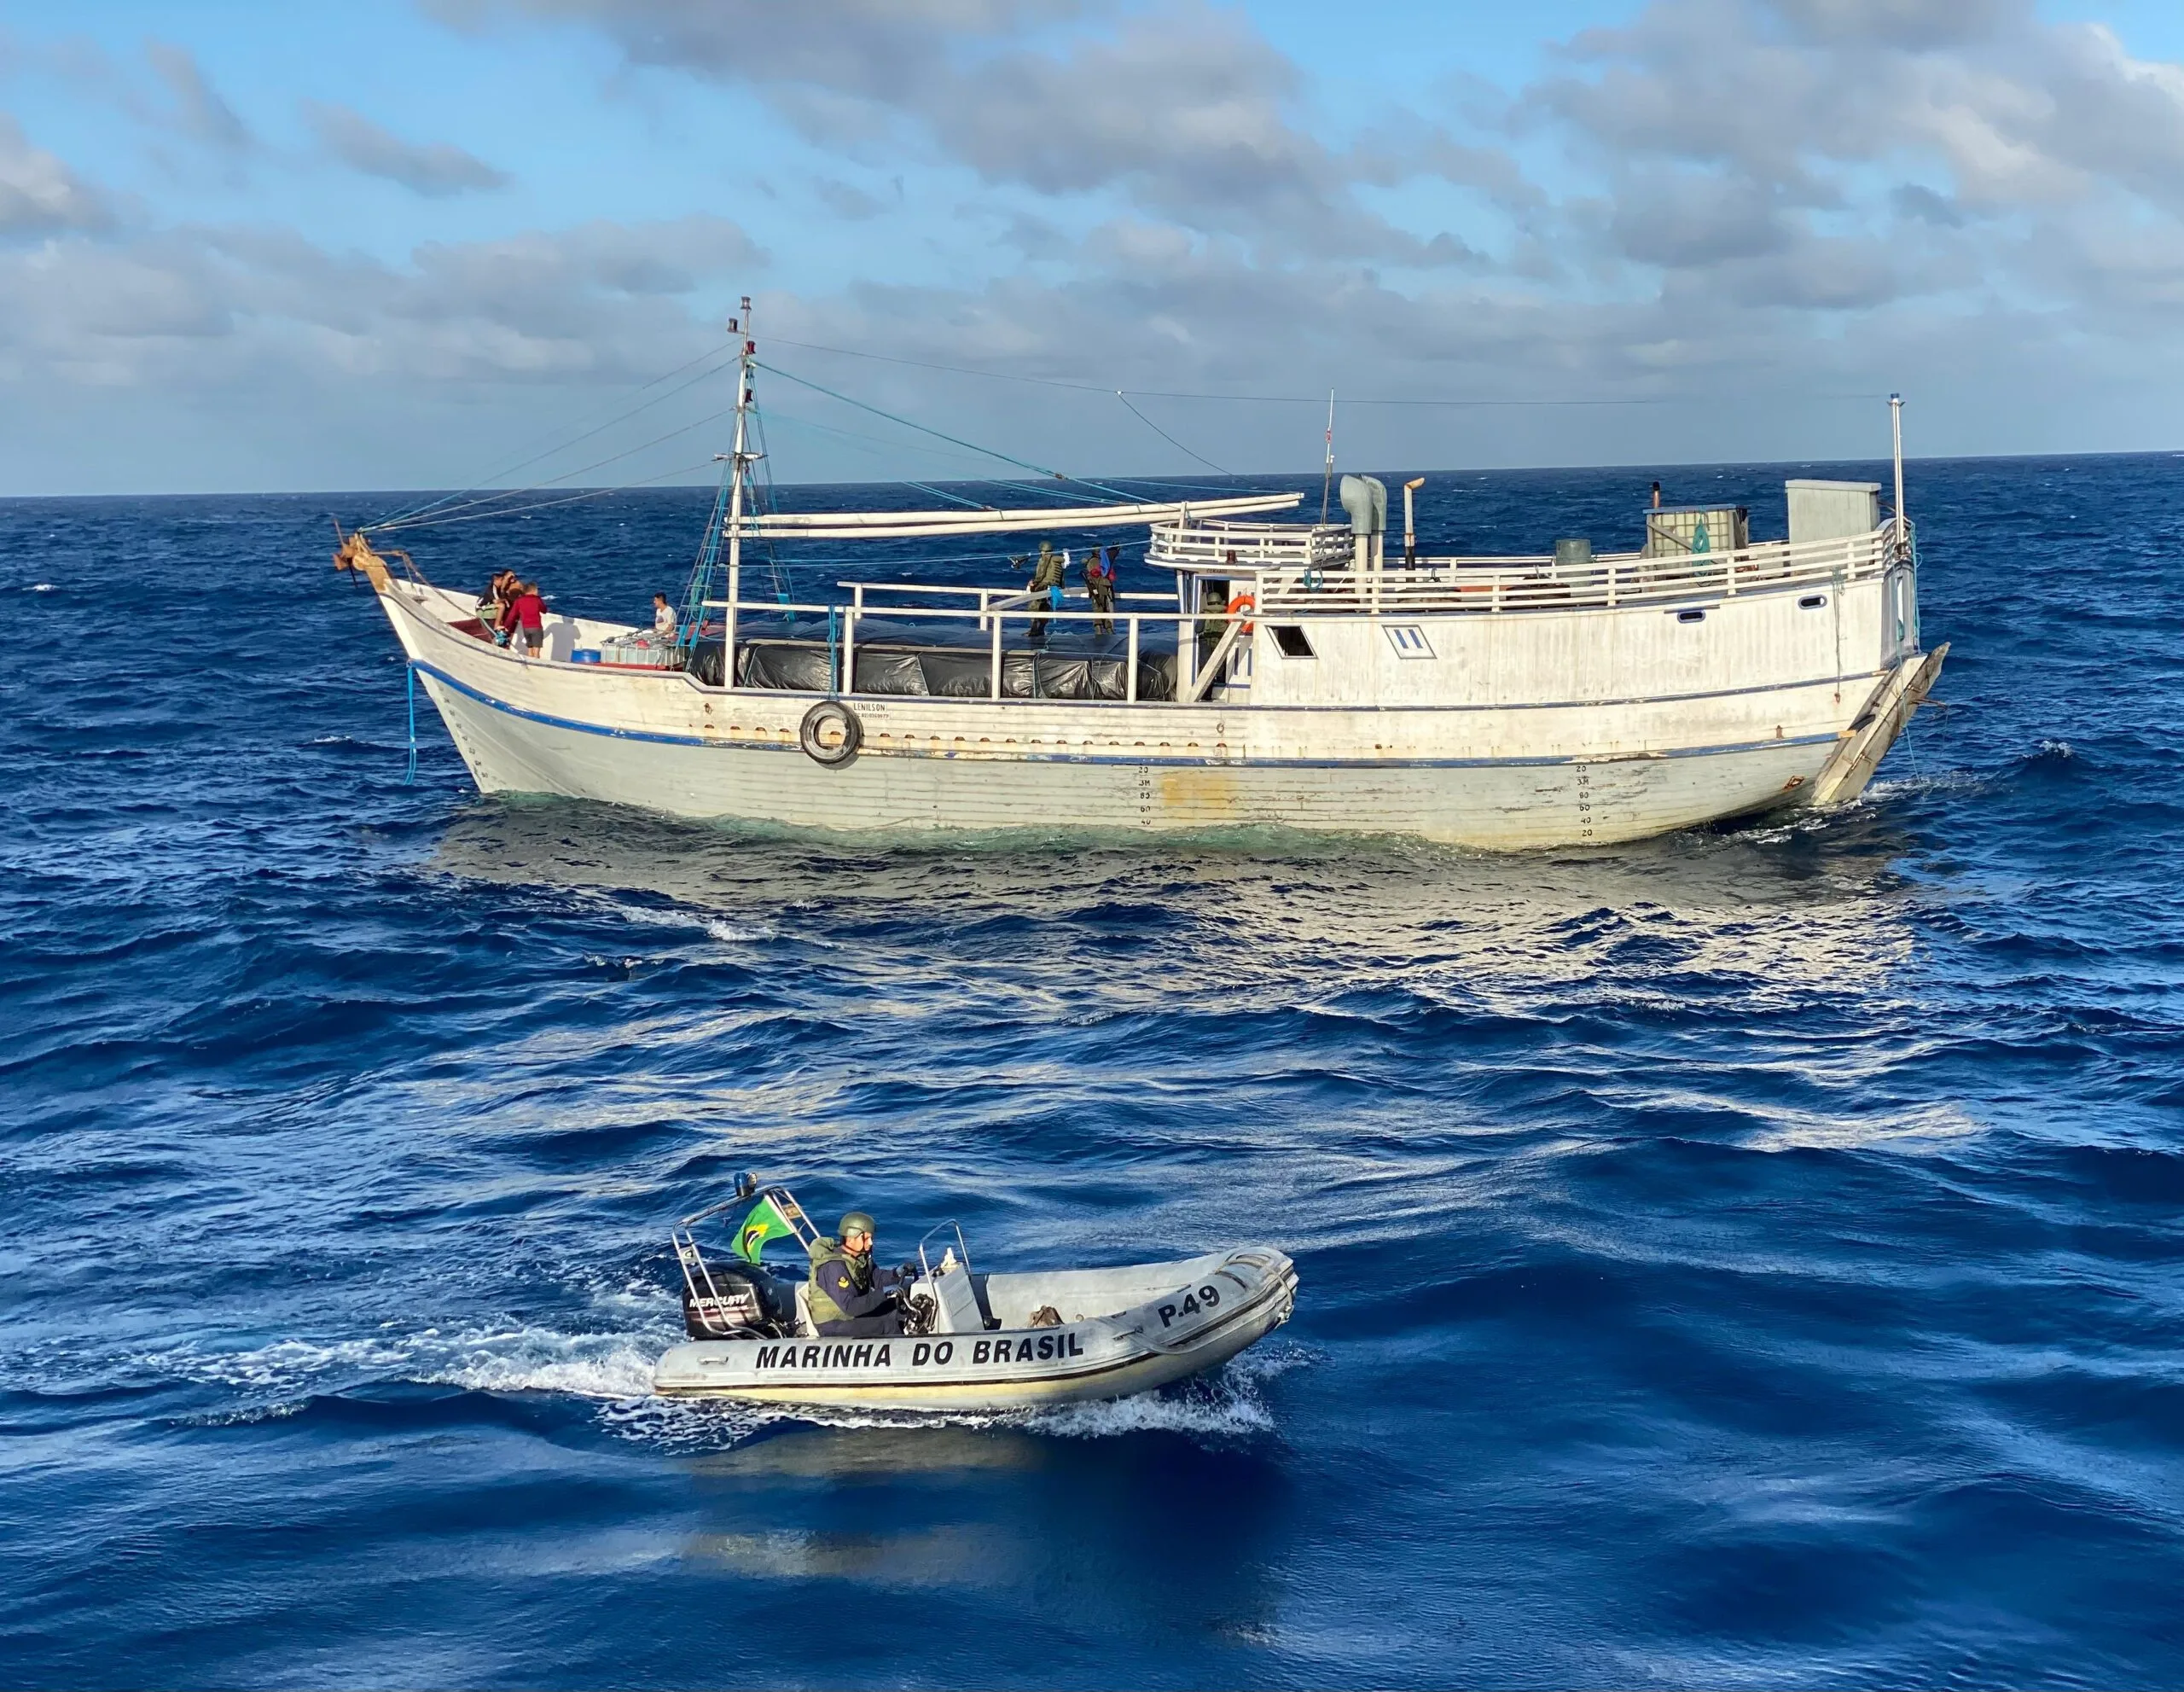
[1085,546,1118,637]
[479,570,520,642]
[806,1211,911,1338]
[652,592,677,645]
[1026,541,1066,644]
[502,580,545,660]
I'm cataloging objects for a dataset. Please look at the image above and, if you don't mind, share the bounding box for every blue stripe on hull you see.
[412,661,1842,771]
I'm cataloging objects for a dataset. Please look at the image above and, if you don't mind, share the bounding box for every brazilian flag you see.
[734,1193,801,1264]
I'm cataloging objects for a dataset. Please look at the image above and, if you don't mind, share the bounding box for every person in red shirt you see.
[500,581,545,659]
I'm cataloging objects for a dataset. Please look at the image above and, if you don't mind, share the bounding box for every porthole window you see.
[1799,594,1827,610]
[1675,608,1706,625]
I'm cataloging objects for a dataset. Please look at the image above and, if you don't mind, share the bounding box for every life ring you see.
[799,701,863,767]
[1226,592,1256,636]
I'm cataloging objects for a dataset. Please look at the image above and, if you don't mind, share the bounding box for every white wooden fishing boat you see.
[654,1183,1298,1413]
[335,305,1944,851]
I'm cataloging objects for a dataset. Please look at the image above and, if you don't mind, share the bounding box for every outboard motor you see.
[682,1261,796,1340]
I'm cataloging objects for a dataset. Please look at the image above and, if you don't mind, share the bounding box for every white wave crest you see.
[148,1334,415,1389]
[409,1325,660,1400]
[1024,1340,1316,1443]
[576,891,767,945]
[146,1321,665,1404]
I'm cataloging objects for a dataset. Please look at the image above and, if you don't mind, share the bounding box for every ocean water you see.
[2,456,2181,1688]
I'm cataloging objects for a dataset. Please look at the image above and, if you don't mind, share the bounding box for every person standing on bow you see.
[1084,545,1118,637]
[1025,541,1066,645]
[501,580,545,660]
[806,1211,913,1338]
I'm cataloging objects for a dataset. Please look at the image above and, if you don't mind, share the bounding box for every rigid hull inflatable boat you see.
[653,1185,1298,1413]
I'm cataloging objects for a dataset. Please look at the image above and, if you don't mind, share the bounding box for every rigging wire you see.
[763,336,1888,408]
[901,480,993,510]
[749,403,790,604]
[680,460,736,639]
[757,361,1069,480]
[769,335,1111,394]
[372,403,741,533]
[982,479,1123,506]
[758,361,1186,509]
[378,457,722,530]
[1115,391,1232,476]
[1145,390,1896,406]
[761,407,1026,476]
[364,337,740,531]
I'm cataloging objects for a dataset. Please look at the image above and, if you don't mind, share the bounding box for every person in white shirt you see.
[652,593,677,645]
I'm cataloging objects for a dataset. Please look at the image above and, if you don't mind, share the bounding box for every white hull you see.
[369,572,1937,850]
[422,663,1843,848]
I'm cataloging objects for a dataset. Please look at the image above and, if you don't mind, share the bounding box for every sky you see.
[5,0,2184,494]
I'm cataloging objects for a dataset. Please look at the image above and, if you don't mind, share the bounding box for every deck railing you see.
[1147,521,1894,615]
[701,596,1228,704]
[691,525,1896,704]
[1147,519,1353,577]
[1247,528,1891,615]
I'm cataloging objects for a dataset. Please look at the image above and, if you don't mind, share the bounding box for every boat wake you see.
[1022,1340,1316,1443]
[137,1319,668,1416]
[121,1318,1314,1451]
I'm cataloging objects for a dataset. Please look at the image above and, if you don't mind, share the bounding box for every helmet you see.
[838,1211,876,1241]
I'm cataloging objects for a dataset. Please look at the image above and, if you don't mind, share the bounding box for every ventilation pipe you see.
[1339,474,1387,572]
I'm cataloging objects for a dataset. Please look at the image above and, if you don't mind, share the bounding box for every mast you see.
[724,296,754,677]
[1318,389,1335,525]
[1890,392,1906,555]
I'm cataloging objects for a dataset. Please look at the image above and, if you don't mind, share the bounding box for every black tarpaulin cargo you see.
[735,641,836,692]
[689,639,1176,702]
[917,649,993,697]
[851,648,928,695]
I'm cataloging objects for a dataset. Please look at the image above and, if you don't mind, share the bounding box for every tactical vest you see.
[804,1238,871,1328]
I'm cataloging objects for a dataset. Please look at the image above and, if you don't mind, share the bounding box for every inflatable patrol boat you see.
[653,1182,1298,1413]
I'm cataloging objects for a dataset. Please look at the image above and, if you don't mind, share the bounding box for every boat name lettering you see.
[1158,1286,1223,1328]
[973,1334,1084,1364]
[754,1342,895,1370]
[909,1340,956,1367]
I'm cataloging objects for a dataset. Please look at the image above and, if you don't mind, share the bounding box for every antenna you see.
[1890,392,1906,555]
[1318,390,1336,525]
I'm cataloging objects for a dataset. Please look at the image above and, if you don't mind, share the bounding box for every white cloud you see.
[0,113,111,236]
[0,213,763,392]
[10,0,2184,490]
[302,101,511,197]
[143,39,253,153]
[444,0,1492,265]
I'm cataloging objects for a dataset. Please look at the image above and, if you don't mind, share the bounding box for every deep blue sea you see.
[3,455,2182,1688]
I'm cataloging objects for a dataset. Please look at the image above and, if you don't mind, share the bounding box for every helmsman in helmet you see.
[805,1211,914,1337]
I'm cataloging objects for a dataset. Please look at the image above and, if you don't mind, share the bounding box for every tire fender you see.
[799,701,863,767]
